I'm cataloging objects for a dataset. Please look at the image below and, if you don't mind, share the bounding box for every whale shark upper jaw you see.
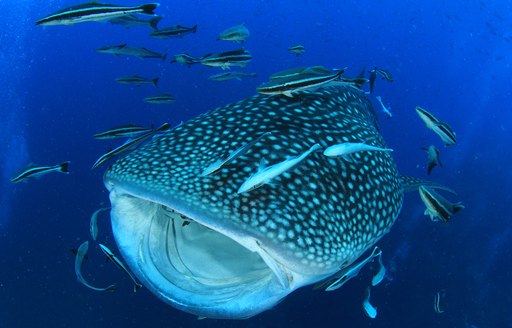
[106,181,322,319]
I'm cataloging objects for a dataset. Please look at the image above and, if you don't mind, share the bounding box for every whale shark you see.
[104,84,430,319]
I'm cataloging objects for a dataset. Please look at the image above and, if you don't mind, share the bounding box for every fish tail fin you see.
[150,16,162,31]
[453,203,465,214]
[152,77,159,88]
[59,161,71,174]
[399,175,456,194]
[139,3,159,15]
[192,25,198,33]
[162,53,168,61]
[427,163,435,175]
[134,283,143,292]
[335,67,348,79]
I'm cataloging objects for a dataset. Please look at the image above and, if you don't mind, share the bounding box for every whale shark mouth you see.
[106,184,297,319]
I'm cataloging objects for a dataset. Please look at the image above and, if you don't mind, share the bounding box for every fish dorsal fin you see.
[258,158,267,171]
[399,175,457,195]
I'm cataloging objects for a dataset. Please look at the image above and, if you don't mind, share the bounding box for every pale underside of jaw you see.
[107,186,303,319]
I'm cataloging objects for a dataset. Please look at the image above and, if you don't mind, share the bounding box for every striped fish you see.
[11,162,70,183]
[199,48,252,70]
[288,45,305,56]
[94,123,153,139]
[99,243,142,292]
[375,67,394,82]
[144,93,176,104]
[257,66,347,97]
[115,75,159,87]
[97,44,167,60]
[150,24,197,39]
[171,53,200,67]
[416,106,457,146]
[74,241,116,292]
[35,2,159,26]
[419,186,464,223]
[92,123,169,169]
[103,85,451,319]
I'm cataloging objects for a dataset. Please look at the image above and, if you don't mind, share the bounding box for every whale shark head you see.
[104,85,403,319]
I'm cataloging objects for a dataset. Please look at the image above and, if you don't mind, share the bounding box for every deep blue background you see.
[1,0,511,327]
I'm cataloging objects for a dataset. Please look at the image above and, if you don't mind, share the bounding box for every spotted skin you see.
[105,85,402,274]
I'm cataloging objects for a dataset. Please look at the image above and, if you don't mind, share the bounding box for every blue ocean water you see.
[1,0,511,327]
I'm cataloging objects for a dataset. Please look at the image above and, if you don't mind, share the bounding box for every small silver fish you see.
[144,93,176,104]
[93,123,153,139]
[376,95,393,119]
[434,290,446,314]
[208,71,256,81]
[422,145,442,175]
[217,24,250,43]
[201,132,271,176]
[237,143,321,194]
[150,24,197,39]
[11,162,70,183]
[97,44,167,61]
[116,75,159,87]
[74,241,117,292]
[419,186,464,223]
[99,243,142,292]
[323,142,393,159]
[362,286,377,319]
[288,45,305,56]
[92,123,170,169]
[415,106,457,146]
[318,246,381,291]
[89,207,110,241]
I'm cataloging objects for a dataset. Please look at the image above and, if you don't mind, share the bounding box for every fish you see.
[375,67,394,82]
[99,243,142,292]
[418,186,464,223]
[115,75,159,87]
[316,247,382,291]
[422,145,442,175]
[89,207,110,241]
[96,44,167,61]
[338,76,369,89]
[362,287,377,319]
[36,2,159,26]
[74,241,117,292]
[92,123,170,169]
[199,48,252,70]
[170,53,200,67]
[434,290,446,314]
[369,68,377,93]
[11,161,70,183]
[208,71,256,81]
[415,106,457,146]
[94,123,153,139]
[237,143,321,194]
[108,14,162,30]
[103,85,449,319]
[257,66,347,97]
[288,45,305,56]
[376,95,393,119]
[144,93,176,104]
[323,142,393,160]
[217,24,250,43]
[150,24,197,39]
[201,132,271,176]
[371,251,386,286]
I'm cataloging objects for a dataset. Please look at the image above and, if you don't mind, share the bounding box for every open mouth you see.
[107,183,294,319]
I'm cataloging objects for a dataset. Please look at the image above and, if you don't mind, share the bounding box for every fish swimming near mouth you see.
[103,84,445,319]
